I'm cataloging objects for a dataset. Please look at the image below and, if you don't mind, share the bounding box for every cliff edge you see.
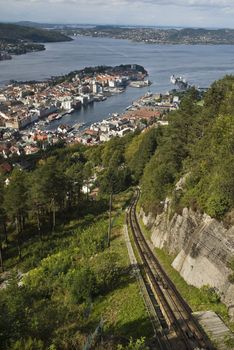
[140,200,234,318]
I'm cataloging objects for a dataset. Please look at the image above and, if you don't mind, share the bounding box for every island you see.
[0,23,72,60]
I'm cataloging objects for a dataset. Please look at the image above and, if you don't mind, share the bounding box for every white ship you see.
[67,108,75,114]
[170,75,189,90]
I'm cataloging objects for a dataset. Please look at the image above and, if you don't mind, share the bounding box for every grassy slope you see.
[2,190,153,347]
[91,191,153,341]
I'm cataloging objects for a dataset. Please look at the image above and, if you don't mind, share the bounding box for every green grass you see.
[89,193,154,341]
[138,216,152,241]
[92,281,152,339]
[197,100,205,106]
[3,215,99,272]
[24,190,153,345]
[154,248,229,321]
[1,189,154,348]
[3,199,109,272]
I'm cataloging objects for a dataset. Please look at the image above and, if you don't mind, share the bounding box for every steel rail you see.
[128,190,212,350]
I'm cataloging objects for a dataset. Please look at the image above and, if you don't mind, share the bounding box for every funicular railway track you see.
[127,190,212,350]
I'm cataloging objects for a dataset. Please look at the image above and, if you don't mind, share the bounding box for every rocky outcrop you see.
[141,201,234,318]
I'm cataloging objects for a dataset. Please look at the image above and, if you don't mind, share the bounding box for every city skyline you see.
[0,0,234,29]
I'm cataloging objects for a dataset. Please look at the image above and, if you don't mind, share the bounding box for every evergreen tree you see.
[4,169,28,259]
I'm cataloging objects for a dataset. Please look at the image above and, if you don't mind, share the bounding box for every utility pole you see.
[107,191,113,248]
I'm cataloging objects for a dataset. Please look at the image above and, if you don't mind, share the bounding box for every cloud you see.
[1,0,233,28]
[8,0,234,7]
[146,0,234,6]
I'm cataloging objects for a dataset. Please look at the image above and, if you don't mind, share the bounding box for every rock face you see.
[141,202,234,318]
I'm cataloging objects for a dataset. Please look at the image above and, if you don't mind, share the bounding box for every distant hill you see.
[16,21,63,29]
[0,23,72,42]
[70,26,234,45]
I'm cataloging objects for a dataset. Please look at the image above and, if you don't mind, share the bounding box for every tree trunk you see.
[52,199,56,232]
[19,213,24,232]
[16,217,22,260]
[22,215,25,230]
[3,220,8,243]
[37,209,42,241]
[107,192,113,248]
[69,190,72,209]
[17,237,22,261]
[53,208,56,231]
[0,240,4,272]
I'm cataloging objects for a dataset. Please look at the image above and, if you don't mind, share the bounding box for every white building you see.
[109,80,116,88]
[117,127,131,137]
[100,133,112,142]
[0,94,7,102]
[61,99,73,110]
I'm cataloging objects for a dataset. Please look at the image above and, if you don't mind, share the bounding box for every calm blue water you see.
[0,36,233,128]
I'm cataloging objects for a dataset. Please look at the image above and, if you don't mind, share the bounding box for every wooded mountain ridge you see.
[0,23,72,43]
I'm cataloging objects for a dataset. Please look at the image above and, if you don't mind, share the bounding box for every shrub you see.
[11,338,44,350]
[117,337,149,350]
[68,267,97,303]
[201,286,221,304]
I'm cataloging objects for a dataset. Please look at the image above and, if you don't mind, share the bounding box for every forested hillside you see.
[140,76,234,222]
[0,141,153,349]
[0,75,233,349]
[0,23,72,42]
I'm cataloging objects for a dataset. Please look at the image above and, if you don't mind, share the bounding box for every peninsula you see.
[0,23,72,60]
[0,64,148,130]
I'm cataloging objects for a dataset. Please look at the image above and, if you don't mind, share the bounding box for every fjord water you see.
[0,36,233,127]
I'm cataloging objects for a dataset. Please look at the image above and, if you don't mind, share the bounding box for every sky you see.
[0,0,234,28]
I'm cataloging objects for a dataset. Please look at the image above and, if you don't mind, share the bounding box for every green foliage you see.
[200,286,221,304]
[0,217,117,349]
[228,258,234,272]
[181,113,234,219]
[68,266,97,303]
[151,246,229,320]
[97,128,158,194]
[125,130,143,164]
[206,193,231,219]
[140,76,234,218]
[90,251,121,294]
[1,75,233,349]
[228,258,234,284]
[99,166,132,194]
[140,91,202,213]
[127,127,159,182]
[4,168,28,220]
[85,144,104,166]
[203,75,234,118]
[224,334,234,349]
[0,201,152,349]
[11,338,44,350]
[0,23,72,43]
[117,337,149,350]
[97,134,134,194]
[79,220,108,257]
[101,137,126,168]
